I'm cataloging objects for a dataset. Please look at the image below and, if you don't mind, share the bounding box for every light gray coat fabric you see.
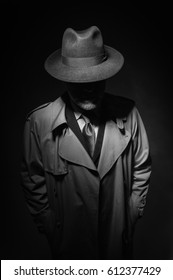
[21,93,151,259]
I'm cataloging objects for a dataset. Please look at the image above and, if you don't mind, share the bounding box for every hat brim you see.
[44,45,124,83]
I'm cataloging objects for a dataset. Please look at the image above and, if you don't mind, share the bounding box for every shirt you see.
[74,111,99,139]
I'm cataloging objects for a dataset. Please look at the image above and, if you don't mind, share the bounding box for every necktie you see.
[82,119,96,157]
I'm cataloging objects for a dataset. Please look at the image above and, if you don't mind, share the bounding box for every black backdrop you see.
[3,2,173,259]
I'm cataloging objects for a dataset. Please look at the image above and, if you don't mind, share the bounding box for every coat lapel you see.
[98,120,131,180]
[50,96,97,171]
[59,128,97,171]
[59,120,131,177]
[51,95,131,176]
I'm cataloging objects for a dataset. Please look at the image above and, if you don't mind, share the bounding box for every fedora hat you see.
[45,26,124,83]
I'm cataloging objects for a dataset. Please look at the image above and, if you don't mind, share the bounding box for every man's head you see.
[65,80,106,111]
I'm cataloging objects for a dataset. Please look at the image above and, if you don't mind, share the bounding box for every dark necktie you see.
[82,118,96,157]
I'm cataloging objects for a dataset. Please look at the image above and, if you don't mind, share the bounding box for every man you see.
[21,26,151,259]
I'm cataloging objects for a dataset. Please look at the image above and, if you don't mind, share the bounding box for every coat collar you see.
[50,96,97,171]
[51,97,67,131]
[50,95,131,179]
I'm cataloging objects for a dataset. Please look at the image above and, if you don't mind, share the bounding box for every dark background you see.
[3,2,173,259]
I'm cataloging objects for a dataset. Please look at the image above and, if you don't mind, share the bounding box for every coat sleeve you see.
[129,107,152,226]
[21,114,56,239]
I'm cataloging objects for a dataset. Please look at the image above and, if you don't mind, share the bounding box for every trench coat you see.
[21,92,151,259]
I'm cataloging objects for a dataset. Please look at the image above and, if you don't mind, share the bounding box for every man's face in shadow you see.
[65,80,106,111]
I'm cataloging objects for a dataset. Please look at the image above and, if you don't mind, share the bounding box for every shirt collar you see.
[74,111,82,121]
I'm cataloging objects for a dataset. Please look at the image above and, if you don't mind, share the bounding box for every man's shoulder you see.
[104,93,135,119]
[26,96,64,121]
[26,102,52,119]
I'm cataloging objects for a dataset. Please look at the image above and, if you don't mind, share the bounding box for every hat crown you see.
[62,26,105,58]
